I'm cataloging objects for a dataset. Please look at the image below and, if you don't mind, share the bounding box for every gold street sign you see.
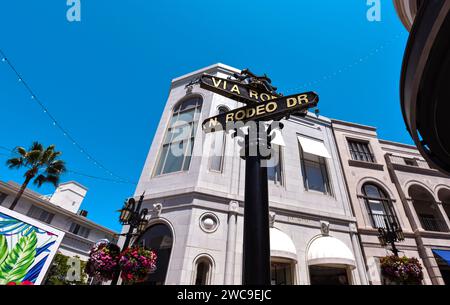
[202,91,319,133]
[200,74,281,105]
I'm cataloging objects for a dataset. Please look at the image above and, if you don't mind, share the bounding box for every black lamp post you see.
[377,217,405,257]
[110,192,149,285]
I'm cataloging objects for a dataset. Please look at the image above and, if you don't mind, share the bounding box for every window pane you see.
[348,140,374,163]
[162,142,186,174]
[267,146,282,184]
[0,192,7,205]
[183,139,194,171]
[195,261,210,285]
[364,184,382,198]
[176,109,195,125]
[171,124,192,142]
[305,161,326,192]
[155,145,169,175]
[70,223,79,234]
[178,98,200,112]
[210,131,225,172]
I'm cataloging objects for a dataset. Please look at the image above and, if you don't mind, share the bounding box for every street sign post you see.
[199,70,319,285]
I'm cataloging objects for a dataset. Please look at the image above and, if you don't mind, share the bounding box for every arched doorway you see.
[409,185,449,232]
[136,223,173,285]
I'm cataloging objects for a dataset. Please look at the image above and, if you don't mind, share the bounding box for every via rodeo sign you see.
[200,75,319,132]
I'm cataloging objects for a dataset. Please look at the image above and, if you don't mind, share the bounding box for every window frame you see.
[208,106,229,173]
[27,205,55,224]
[299,145,332,195]
[69,222,91,239]
[267,144,284,186]
[347,138,376,163]
[361,183,399,229]
[154,96,203,177]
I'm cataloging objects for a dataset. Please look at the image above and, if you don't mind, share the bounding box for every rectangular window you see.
[69,223,91,238]
[348,140,375,163]
[27,206,55,224]
[404,158,418,167]
[301,151,332,195]
[267,145,283,185]
[0,192,7,205]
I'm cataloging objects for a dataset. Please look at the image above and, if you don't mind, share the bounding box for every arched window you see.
[155,97,203,176]
[362,183,398,229]
[193,257,213,285]
[209,106,228,172]
[136,223,173,285]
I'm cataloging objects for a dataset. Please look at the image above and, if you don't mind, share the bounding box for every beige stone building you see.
[332,120,450,285]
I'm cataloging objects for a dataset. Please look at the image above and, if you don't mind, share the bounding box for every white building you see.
[0,180,117,262]
[118,63,368,285]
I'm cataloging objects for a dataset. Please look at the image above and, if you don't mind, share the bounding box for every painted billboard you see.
[0,205,64,285]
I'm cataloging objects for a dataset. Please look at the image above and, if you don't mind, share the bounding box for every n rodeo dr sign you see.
[202,91,319,132]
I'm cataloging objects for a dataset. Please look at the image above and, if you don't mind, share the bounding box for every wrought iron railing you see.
[369,213,401,230]
[419,215,449,232]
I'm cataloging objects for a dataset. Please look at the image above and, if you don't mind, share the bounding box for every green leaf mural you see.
[0,235,7,266]
[0,231,37,284]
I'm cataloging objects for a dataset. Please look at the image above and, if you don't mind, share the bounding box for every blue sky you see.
[0,1,410,232]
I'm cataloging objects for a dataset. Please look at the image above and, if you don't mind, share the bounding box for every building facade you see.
[0,180,117,262]
[118,63,369,285]
[332,120,450,285]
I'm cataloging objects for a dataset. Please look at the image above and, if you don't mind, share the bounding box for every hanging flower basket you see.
[85,242,121,282]
[119,246,157,284]
[380,255,423,285]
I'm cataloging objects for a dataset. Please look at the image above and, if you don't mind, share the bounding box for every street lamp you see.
[111,192,148,285]
[377,217,405,257]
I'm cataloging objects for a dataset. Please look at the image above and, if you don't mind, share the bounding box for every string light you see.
[284,34,402,94]
[0,48,136,185]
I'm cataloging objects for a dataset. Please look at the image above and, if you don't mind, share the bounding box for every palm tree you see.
[6,142,67,210]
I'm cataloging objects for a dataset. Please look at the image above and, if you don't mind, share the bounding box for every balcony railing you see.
[388,155,429,169]
[418,215,449,232]
[369,213,401,230]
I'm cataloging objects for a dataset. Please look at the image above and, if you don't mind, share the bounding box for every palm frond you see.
[47,160,67,174]
[25,150,43,166]
[7,142,66,190]
[6,157,24,169]
[15,147,27,157]
[29,142,43,152]
[33,174,47,187]
[34,174,60,188]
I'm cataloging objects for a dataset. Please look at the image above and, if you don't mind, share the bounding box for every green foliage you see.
[0,235,8,266]
[0,230,37,284]
[6,141,67,187]
[44,253,88,285]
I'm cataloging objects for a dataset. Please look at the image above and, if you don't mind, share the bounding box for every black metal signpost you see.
[199,70,319,285]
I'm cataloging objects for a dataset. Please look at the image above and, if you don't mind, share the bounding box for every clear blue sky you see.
[0,1,410,232]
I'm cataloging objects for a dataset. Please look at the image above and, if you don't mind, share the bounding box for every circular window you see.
[199,213,219,233]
